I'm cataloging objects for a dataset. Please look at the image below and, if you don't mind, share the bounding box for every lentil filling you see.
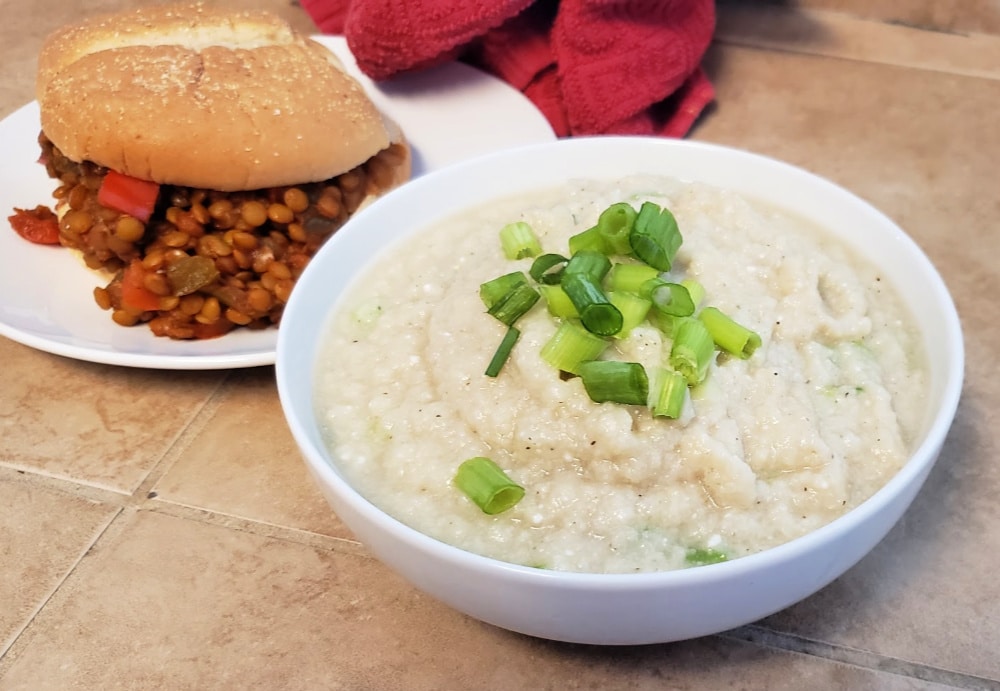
[37,132,406,340]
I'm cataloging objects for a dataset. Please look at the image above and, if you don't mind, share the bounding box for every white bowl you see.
[276,137,964,645]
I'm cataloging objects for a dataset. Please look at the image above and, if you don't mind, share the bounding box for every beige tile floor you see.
[1,1,997,689]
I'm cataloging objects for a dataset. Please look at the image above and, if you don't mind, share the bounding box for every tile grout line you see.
[1,366,373,605]
[141,495,369,556]
[0,454,370,559]
[128,369,239,501]
[721,625,1000,690]
[0,371,239,668]
[0,366,367,558]
[0,500,122,664]
[0,460,370,669]
[0,367,235,508]
[0,464,130,507]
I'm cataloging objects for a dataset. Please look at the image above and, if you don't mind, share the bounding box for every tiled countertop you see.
[2,1,997,689]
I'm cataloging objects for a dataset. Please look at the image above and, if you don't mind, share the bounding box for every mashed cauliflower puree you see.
[314,175,927,574]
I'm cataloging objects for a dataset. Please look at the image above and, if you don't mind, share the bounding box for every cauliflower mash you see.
[314,175,927,573]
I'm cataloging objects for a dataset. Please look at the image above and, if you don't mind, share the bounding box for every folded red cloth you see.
[301,0,716,138]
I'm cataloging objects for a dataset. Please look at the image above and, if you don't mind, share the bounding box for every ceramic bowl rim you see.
[276,135,965,591]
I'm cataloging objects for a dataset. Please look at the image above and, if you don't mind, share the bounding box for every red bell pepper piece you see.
[191,319,234,340]
[120,260,161,312]
[98,170,160,222]
[8,205,60,245]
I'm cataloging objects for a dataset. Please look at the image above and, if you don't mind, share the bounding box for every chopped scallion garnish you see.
[669,317,715,385]
[606,262,659,294]
[564,249,612,283]
[487,282,539,326]
[646,309,680,337]
[454,457,525,515]
[608,291,652,338]
[568,225,608,255]
[680,278,705,308]
[529,253,568,285]
[499,221,542,260]
[595,202,637,255]
[485,326,520,377]
[699,306,762,359]
[540,320,608,374]
[629,202,682,271]
[685,547,728,566]
[644,279,695,317]
[561,273,623,336]
[577,360,649,406]
[648,367,688,418]
[480,271,530,310]
[539,284,579,318]
[481,199,761,431]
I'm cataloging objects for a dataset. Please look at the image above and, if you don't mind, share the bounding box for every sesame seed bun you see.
[35,2,409,191]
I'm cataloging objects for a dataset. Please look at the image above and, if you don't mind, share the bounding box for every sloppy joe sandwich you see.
[11,2,410,339]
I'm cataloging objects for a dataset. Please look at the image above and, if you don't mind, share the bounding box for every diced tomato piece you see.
[120,260,162,312]
[191,319,235,340]
[98,170,160,222]
[9,205,60,245]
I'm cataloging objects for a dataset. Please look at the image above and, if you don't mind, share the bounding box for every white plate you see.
[0,36,555,370]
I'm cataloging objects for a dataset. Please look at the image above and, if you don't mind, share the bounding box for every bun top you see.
[36,2,406,191]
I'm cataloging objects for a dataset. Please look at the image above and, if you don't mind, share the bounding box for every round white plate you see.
[0,36,555,369]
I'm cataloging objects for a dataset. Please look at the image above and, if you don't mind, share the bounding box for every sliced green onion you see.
[685,547,728,567]
[607,262,659,294]
[669,317,715,385]
[480,272,529,310]
[488,282,540,326]
[454,457,525,515]
[577,360,649,406]
[540,320,607,374]
[539,284,579,319]
[567,225,609,256]
[479,199,757,430]
[646,309,680,337]
[349,301,382,328]
[595,202,637,255]
[608,291,651,338]
[629,202,682,271]
[644,279,695,317]
[699,306,762,359]
[499,221,542,260]
[680,278,705,308]
[529,253,568,285]
[485,326,520,377]
[564,250,612,283]
[561,273,623,336]
[648,367,688,418]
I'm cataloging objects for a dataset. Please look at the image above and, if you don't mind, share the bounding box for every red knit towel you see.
[300,0,716,138]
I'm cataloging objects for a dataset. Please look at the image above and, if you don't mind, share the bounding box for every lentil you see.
[197,296,221,322]
[283,188,309,213]
[115,216,145,242]
[142,272,171,296]
[93,286,112,311]
[267,203,294,225]
[62,209,93,235]
[240,201,268,227]
[179,293,205,315]
[208,199,233,219]
[111,309,138,327]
